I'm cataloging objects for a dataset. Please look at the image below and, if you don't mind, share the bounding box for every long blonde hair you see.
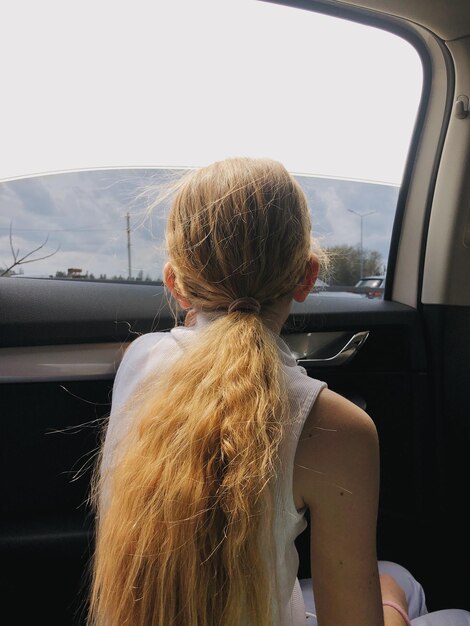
[88,158,312,626]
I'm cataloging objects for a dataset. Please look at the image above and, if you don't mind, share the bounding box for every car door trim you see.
[0,331,371,383]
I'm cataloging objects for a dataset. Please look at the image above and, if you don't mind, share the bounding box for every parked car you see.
[354,275,386,298]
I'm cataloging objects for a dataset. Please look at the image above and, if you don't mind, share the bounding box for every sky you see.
[0,0,422,280]
[0,170,398,280]
[0,0,422,184]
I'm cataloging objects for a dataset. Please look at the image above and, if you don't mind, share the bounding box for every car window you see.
[0,0,422,295]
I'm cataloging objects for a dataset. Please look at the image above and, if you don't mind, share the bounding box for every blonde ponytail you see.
[89,158,312,626]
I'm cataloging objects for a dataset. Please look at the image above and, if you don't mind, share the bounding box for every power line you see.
[0,227,124,233]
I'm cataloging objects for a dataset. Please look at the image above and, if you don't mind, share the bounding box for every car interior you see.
[1,0,470,623]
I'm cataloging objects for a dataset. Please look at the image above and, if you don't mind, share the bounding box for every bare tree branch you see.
[9,221,18,263]
[1,223,60,277]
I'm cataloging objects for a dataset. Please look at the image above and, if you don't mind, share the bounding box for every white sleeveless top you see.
[101,313,326,625]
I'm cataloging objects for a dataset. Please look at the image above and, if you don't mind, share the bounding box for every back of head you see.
[167,157,312,312]
[89,158,313,626]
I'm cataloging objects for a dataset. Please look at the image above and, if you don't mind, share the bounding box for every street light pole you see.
[126,212,132,280]
[347,209,376,279]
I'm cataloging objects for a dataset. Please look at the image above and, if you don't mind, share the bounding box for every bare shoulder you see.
[293,388,380,510]
[307,387,377,437]
[302,387,379,453]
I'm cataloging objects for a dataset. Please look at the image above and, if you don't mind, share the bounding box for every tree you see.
[320,245,383,286]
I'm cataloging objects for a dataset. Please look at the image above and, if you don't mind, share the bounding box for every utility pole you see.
[126,212,132,280]
[347,209,376,279]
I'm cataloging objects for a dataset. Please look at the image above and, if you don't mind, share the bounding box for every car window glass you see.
[0,0,422,296]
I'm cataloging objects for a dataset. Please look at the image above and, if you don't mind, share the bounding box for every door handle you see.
[285,331,369,367]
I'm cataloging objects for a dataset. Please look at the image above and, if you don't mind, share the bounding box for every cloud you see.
[1,169,399,279]
[0,169,176,278]
[296,176,398,260]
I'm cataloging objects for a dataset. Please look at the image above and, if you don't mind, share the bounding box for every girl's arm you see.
[294,389,409,626]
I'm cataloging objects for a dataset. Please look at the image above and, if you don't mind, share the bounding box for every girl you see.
[89,158,470,626]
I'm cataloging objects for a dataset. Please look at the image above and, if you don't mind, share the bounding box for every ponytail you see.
[89,313,286,626]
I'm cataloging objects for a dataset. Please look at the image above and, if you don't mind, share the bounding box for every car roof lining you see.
[288,0,470,41]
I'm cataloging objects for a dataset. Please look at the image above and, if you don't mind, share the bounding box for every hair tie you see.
[228,297,261,314]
